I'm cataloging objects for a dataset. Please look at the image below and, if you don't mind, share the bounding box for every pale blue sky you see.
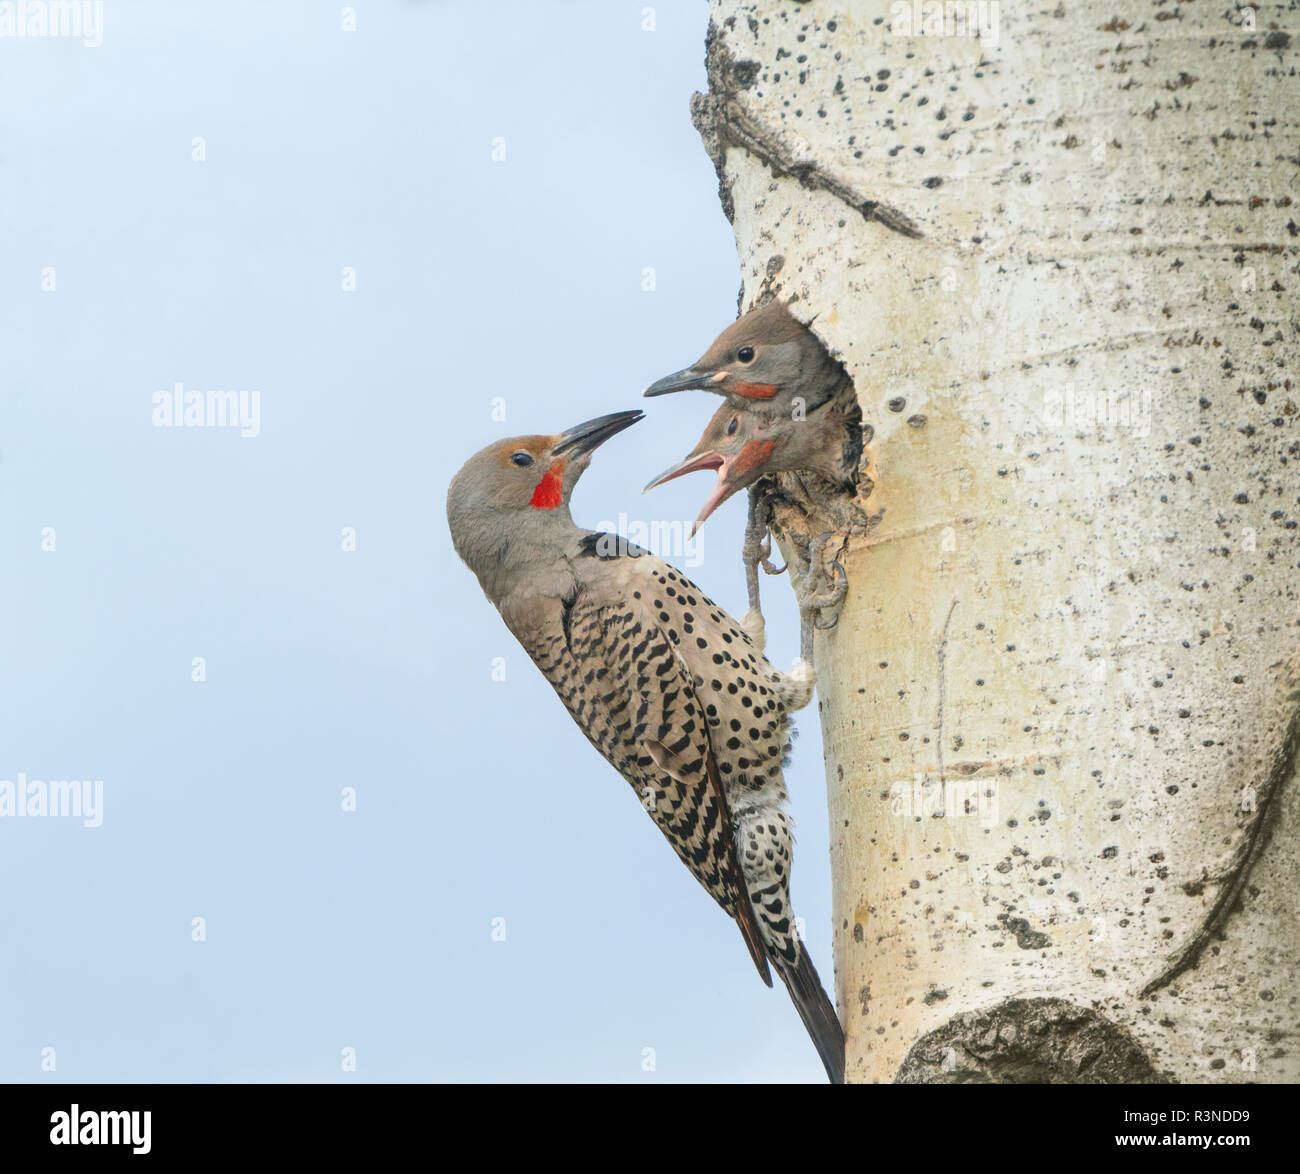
[1,0,834,1082]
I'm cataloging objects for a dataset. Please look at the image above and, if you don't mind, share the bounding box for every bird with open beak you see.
[643,395,862,538]
[643,300,864,657]
[642,298,860,535]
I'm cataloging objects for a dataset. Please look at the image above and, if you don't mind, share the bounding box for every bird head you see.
[643,403,783,537]
[643,300,834,409]
[447,410,643,583]
[643,387,863,537]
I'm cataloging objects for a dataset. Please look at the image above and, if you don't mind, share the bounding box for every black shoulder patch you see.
[578,532,649,560]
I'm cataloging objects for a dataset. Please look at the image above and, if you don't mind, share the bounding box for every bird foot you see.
[742,484,789,623]
[760,535,786,578]
[796,531,851,652]
[740,606,767,653]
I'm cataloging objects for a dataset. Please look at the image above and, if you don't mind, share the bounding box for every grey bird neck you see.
[449,503,583,606]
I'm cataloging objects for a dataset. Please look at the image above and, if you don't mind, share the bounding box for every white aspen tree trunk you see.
[693,1,1300,1083]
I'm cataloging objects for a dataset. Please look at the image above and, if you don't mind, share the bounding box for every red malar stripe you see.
[529,463,565,509]
[733,439,775,478]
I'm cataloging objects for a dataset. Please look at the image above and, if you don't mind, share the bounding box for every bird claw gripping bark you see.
[742,486,771,631]
[741,482,791,640]
[808,533,850,622]
[757,488,792,579]
[797,531,851,662]
[760,534,786,578]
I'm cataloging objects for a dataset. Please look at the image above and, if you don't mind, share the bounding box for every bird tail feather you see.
[774,946,845,1084]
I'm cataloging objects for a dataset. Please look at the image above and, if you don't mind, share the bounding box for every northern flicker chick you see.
[642,394,861,537]
[644,299,848,415]
[644,394,862,660]
[644,301,864,651]
[446,410,844,1083]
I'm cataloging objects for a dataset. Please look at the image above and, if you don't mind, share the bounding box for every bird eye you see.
[510,450,534,467]
[726,415,740,436]
[736,346,756,363]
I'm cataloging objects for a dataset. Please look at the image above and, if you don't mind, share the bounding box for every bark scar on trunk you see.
[1140,655,1300,997]
[895,997,1171,1084]
[691,23,923,240]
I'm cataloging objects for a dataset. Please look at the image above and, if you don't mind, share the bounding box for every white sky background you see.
[0,0,834,1082]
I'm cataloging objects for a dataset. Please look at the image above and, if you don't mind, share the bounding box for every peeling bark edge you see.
[691,22,923,240]
[1140,657,1300,997]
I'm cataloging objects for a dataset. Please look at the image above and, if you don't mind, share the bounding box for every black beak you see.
[551,410,644,459]
[644,366,714,397]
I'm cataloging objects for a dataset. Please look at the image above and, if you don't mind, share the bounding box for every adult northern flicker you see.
[447,410,845,1083]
